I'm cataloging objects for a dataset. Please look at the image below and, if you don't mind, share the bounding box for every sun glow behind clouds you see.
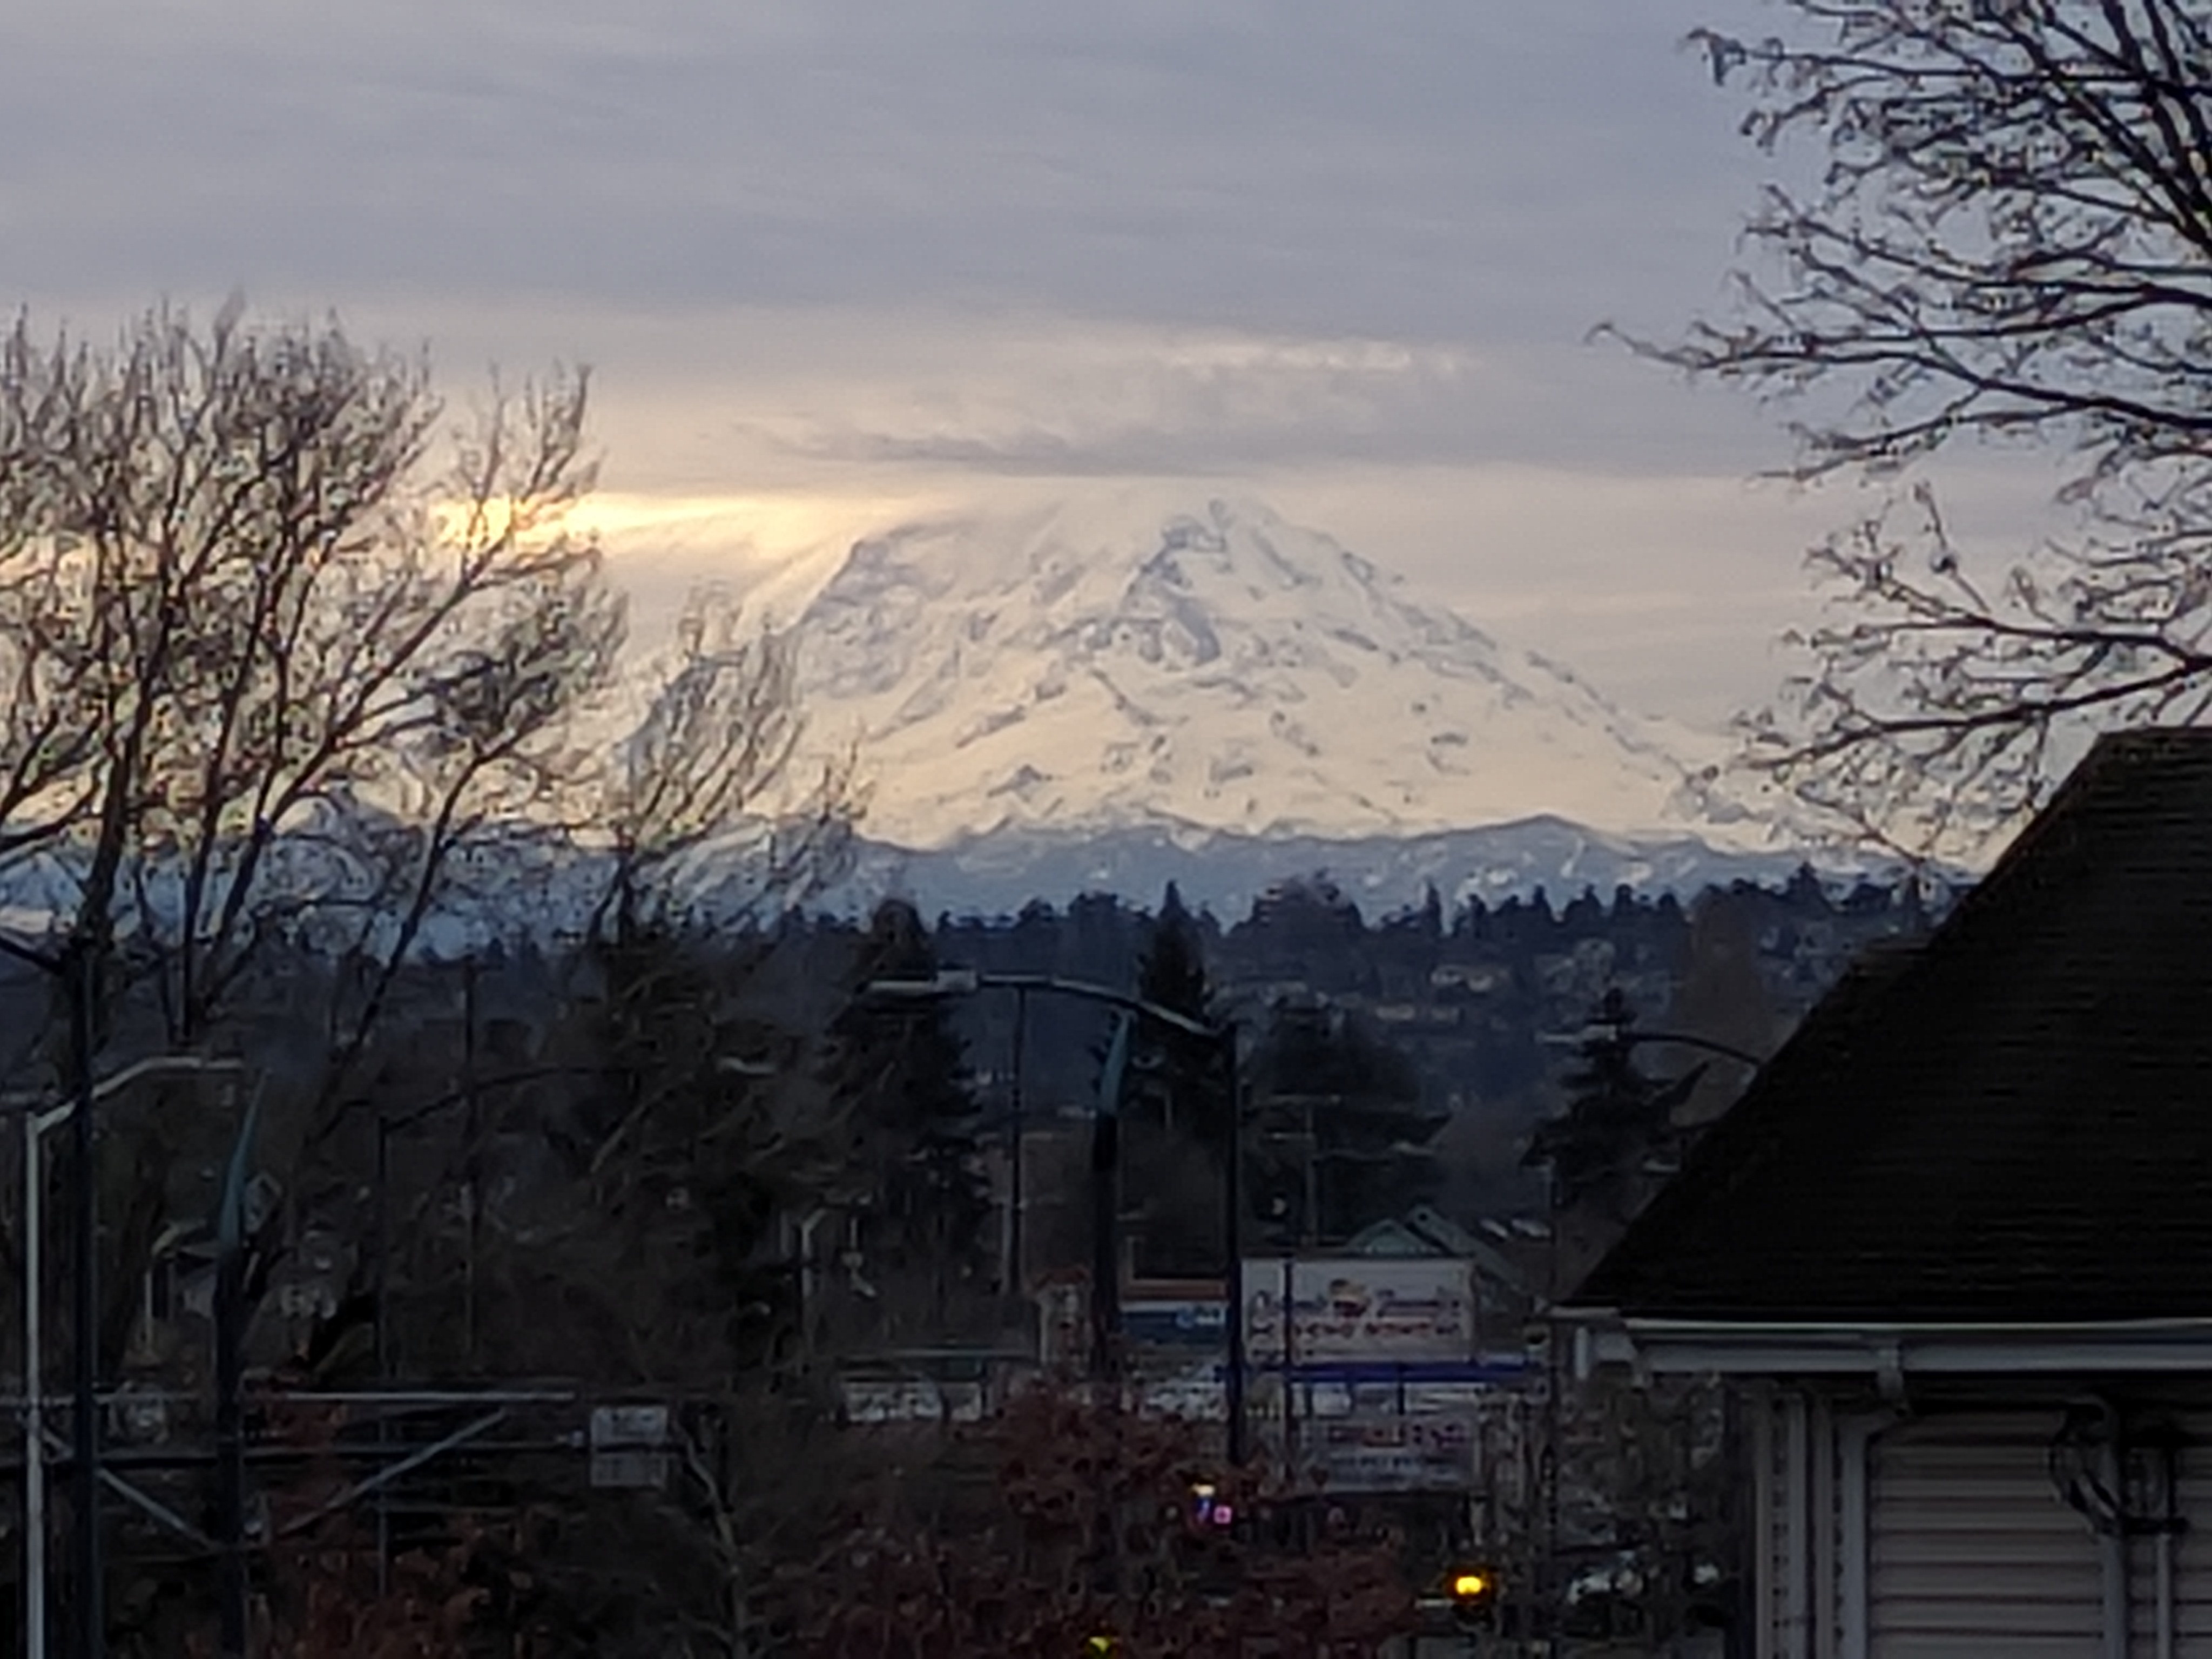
[575,488,959,643]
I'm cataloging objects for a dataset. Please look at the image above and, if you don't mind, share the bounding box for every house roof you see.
[1346,1207,1534,1294]
[1573,729,2212,1325]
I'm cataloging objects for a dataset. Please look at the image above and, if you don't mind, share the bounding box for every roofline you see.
[1557,1310,2212,1387]
[1568,732,2212,1315]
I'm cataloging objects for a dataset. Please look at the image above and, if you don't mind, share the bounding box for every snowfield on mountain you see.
[790,495,1748,850]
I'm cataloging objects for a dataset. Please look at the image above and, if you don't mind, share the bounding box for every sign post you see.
[1239,1257,1483,1494]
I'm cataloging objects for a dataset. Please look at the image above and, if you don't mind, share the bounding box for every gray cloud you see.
[3,0,1782,342]
[3,0,2005,728]
[761,339,1788,480]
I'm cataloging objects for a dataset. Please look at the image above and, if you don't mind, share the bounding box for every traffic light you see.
[1083,1636,1118,1656]
[1448,1565,1500,1630]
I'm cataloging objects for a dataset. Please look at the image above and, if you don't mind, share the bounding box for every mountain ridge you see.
[788,494,1758,852]
[841,812,1903,923]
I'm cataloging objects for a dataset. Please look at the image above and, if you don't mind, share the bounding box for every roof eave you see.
[1556,1309,2212,1387]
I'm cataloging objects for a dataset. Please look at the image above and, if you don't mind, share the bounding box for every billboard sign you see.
[589,1404,670,1489]
[1242,1258,1475,1364]
[1124,1297,1226,1349]
[1306,1414,1476,1493]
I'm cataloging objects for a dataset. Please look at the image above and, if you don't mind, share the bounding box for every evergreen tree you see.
[821,900,990,1328]
[1668,892,1782,1129]
[1526,988,1704,1223]
[1562,886,1607,936]
[1118,883,1235,1274]
[1131,883,1222,1139]
[1247,999,1440,1247]
[586,925,805,1373]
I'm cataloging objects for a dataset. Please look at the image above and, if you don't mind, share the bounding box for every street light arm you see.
[84,1054,247,1105]
[2,1055,247,1131]
[862,969,1223,1041]
[1542,1027,1766,1071]
[1618,1030,1766,1070]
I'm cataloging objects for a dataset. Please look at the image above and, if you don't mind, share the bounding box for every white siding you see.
[2129,1411,2212,1656]
[1749,1398,2212,1657]
[1868,1413,2102,1659]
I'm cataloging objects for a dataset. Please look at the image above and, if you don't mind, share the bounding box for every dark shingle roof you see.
[1574,729,2212,1324]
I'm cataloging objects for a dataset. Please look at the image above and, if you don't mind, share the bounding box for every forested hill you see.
[921,867,1946,1218]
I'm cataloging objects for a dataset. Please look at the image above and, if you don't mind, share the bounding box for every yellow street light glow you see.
[1452,1570,1491,1599]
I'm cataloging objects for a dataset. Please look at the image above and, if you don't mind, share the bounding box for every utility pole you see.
[1222,1028,1246,1467]
[462,955,480,1371]
[860,972,1242,1472]
[375,1114,393,1597]
[7,1051,242,1659]
[214,1204,247,1657]
[1281,1255,1299,1481]
[70,947,103,1659]
[1091,1014,1130,1387]
[23,1100,49,1659]
[1005,986,1028,1301]
[862,970,1226,1383]
[214,1087,263,1659]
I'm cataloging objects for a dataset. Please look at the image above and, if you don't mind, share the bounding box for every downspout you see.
[1838,1415,1884,1659]
[2099,1411,2128,1659]
[1751,1385,1776,1659]
[1784,1392,1810,1659]
[2152,1425,2181,1659]
[1811,1397,1836,1656]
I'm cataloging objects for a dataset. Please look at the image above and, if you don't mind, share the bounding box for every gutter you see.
[1556,1312,2212,1387]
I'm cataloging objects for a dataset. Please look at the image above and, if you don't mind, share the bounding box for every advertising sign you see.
[1306,1414,1476,1493]
[1242,1258,1475,1364]
[1123,1297,1227,1349]
[589,1404,670,1489]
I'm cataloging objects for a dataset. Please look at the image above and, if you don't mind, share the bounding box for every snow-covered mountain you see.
[0,498,1828,952]
[792,495,1749,854]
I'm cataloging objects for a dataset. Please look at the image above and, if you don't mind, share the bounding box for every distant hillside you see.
[838,813,1906,922]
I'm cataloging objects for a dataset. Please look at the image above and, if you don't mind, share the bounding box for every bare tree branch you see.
[0,308,621,1054]
[1626,2,2212,858]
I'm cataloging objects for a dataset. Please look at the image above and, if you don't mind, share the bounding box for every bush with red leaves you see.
[784,1388,1415,1658]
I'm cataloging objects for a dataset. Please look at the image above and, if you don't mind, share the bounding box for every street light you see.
[1540,1019,1766,1072]
[3,1054,245,1659]
[863,969,1218,1040]
[861,970,1249,1461]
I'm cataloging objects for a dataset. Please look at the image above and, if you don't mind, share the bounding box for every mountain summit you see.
[793,496,1735,851]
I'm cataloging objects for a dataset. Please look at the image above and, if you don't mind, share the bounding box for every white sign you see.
[1307,1414,1476,1493]
[589,1404,671,1489]
[838,1378,985,1425]
[590,1405,669,1449]
[1243,1258,1475,1364]
[590,1450,671,1489]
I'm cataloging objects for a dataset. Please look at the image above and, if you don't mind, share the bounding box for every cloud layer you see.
[1,0,2062,729]
[4,2,1768,337]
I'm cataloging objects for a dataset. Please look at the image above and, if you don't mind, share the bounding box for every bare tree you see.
[0,301,873,1657]
[0,306,859,1056]
[588,587,863,947]
[0,304,623,1067]
[1626,2,2212,857]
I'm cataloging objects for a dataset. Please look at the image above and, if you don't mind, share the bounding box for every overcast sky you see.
[0,0,2064,726]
